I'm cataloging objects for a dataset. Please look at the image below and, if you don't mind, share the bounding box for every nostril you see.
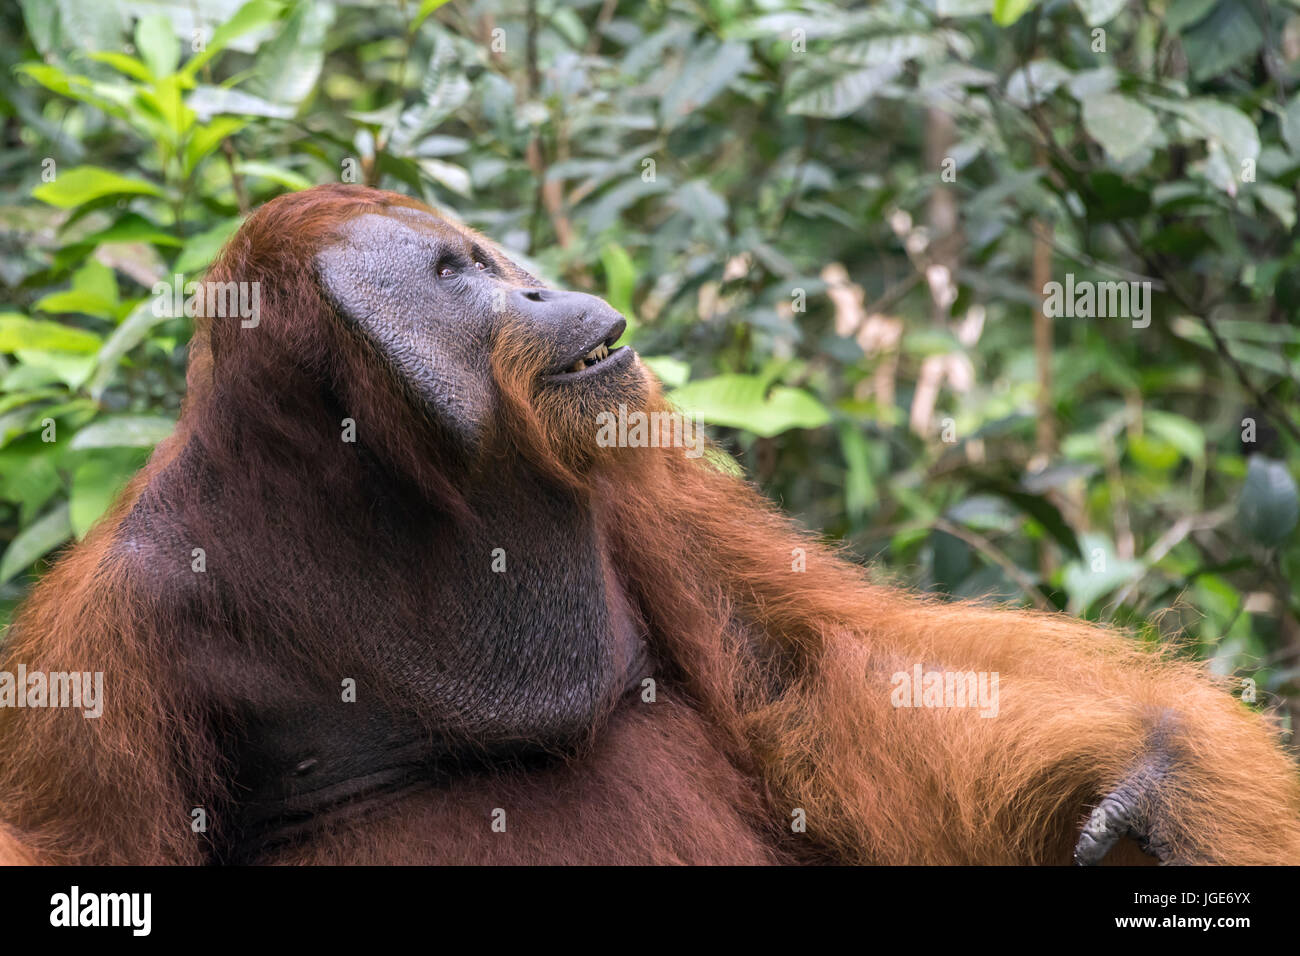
[521,289,546,302]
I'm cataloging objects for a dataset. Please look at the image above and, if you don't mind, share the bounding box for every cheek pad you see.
[313,215,495,446]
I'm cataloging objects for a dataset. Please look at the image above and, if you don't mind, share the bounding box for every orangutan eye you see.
[438,266,456,279]
[473,261,487,271]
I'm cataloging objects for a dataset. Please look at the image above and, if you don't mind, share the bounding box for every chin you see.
[528,352,657,474]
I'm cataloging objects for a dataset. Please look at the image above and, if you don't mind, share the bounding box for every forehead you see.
[326,204,537,285]
[332,204,480,251]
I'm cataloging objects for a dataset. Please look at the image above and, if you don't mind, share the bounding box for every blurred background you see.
[0,0,1298,727]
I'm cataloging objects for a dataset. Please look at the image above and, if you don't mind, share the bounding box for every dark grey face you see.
[314,206,635,446]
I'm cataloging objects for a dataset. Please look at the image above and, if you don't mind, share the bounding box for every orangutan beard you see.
[489,323,661,489]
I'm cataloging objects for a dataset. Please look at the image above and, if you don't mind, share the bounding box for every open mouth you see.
[565,341,619,373]
[545,319,631,381]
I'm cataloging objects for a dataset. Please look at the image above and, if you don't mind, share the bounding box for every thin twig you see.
[582,0,618,57]
[932,517,1052,610]
[1108,507,1233,612]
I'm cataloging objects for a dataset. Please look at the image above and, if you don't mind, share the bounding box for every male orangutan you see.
[0,183,1296,865]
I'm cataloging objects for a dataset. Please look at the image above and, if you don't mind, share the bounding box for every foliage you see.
[1,0,1298,719]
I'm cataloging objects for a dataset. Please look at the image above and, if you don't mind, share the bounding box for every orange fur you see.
[1,185,1297,865]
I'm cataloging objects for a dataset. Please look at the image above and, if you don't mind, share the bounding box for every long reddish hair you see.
[2,184,1297,864]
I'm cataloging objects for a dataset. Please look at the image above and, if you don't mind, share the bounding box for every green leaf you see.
[936,0,993,14]
[69,416,175,450]
[12,352,97,390]
[233,160,313,192]
[1195,142,1236,195]
[0,446,60,523]
[75,260,119,303]
[86,52,154,83]
[1153,97,1260,167]
[173,218,243,275]
[599,242,637,322]
[1082,93,1158,163]
[31,166,164,209]
[1205,319,1300,343]
[0,315,103,354]
[69,453,140,539]
[1062,533,1142,615]
[1128,433,1180,471]
[1170,317,1300,376]
[0,360,65,391]
[416,159,471,196]
[0,503,72,586]
[1166,0,1219,32]
[0,388,61,415]
[640,356,690,388]
[411,0,455,32]
[250,0,334,107]
[669,374,830,437]
[1253,183,1296,230]
[15,63,130,120]
[979,482,1083,559]
[187,86,296,121]
[1282,93,1300,156]
[86,301,171,398]
[838,424,878,520]
[387,33,471,152]
[930,529,975,592]
[1005,60,1071,108]
[993,0,1038,26]
[33,260,120,319]
[1144,411,1205,465]
[18,0,60,54]
[136,14,180,78]
[584,177,672,235]
[32,289,116,319]
[947,495,1019,532]
[661,40,752,125]
[1073,0,1126,26]
[33,0,125,54]
[183,116,247,177]
[68,212,183,249]
[787,63,902,118]
[830,33,960,67]
[185,0,287,78]
[136,75,194,139]
[672,180,728,240]
[1066,67,1119,99]
[1181,0,1264,82]
[901,328,962,356]
[1238,456,1299,547]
